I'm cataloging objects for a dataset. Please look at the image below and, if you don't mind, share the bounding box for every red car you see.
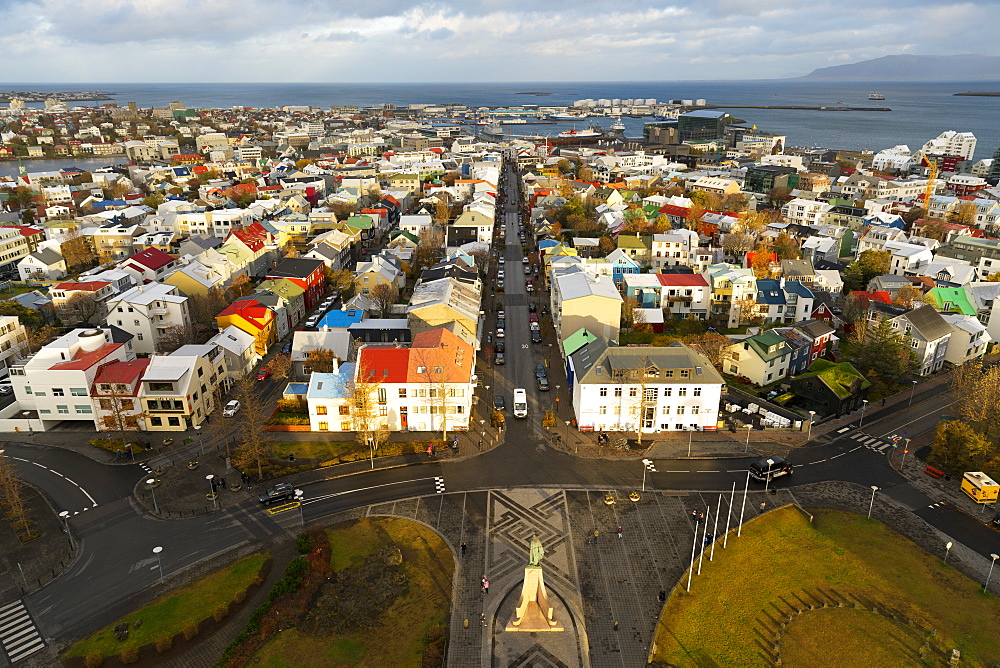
[256,368,271,381]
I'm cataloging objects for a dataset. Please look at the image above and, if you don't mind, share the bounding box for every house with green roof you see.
[725,330,793,386]
[789,359,870,417]
[925,286,976,316]
[615,234,652,265]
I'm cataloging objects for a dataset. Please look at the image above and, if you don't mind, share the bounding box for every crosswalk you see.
[0,600,44,663]
[847,430,895,454]
[434,477,446,494]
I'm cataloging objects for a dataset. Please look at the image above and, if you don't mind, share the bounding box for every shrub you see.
[118,647,140,664]
[84,653,104,668]
[182,623,199,641]
[233,589,247,604]
[212,604,229,622]
[154,634,173,653]
[296,532,311,554]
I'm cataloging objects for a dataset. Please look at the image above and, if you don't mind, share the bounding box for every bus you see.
[513,388,528,418]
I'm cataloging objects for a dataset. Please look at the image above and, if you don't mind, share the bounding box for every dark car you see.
[529,303,537,313]
[535,364,547,379]
[258,483,296,505]
[531,330,542,344]
[748,456,793,482]
[495,340,505,352]
[494,395,505,411]
[537,376,550,391]
[281,342,293,354]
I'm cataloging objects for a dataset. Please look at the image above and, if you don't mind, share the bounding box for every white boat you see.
[869,91,886,100]
[549,113,586,120]
[557,126,602,139]
[483,122,503,137]
[609,117,626,132]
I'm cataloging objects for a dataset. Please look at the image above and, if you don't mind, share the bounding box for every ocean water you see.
[2,80,998,163]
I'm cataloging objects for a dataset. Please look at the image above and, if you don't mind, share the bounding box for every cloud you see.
[0,0,997,81]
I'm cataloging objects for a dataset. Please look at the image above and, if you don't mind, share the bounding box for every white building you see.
[105,283,190,354]
[569,341,724,433]
[921,130,977,161]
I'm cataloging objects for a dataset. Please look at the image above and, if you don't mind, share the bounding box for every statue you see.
[529,535,544,566]
[506,535,563,632]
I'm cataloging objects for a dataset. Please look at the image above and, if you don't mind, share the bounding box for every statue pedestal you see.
[505,565,564,632]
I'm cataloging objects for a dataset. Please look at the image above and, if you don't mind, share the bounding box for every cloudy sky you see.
[0,0,997,82]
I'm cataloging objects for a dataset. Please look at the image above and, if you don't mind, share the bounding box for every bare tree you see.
[305,349,337,374]
[469,249,491,275]
[414,227,446,272]
[346,362,386,465]
[96,381,147,446]
[60,227,95,273]
[411,347,454,443]
[268,352,292,381]
[59,293,101,325]
[368,282,399,318]
[0,451,35,541]
[154,322,200,354]
[721,232,755,258]
[232,372,272,481]
[325,268,355,298]
[614,358,653,446]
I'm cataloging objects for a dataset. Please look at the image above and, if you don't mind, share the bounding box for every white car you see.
[522,257,529,264]
[496,328,505,338]
[223,400,241,417]
[497,310,506,319]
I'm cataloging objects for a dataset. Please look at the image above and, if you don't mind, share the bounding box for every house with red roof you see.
[50,281,115,323]
[10,327,136,430]
[92,358,151,432]
[118,247,179,283]
[216,297,277,356]
[225,221,275,276]
[309,327,475,434]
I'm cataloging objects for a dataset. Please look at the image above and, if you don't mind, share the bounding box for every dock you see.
[692,104,891,112]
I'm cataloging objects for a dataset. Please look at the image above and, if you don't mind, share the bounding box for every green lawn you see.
[62,552,268,660]
[252,518,453,667]
[651,506,1000,667]
[271,441,355,464]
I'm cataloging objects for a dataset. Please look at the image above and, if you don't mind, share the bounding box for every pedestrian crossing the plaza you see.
[0,600,44,664]
[847,430,895,454]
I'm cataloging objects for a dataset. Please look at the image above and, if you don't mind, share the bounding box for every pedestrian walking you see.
[461,543,467,557]
[690,509,699,522]
[481,576,490,594]
[617,526,623,539]
[759,501,766,513]
[698,512,705,524]
[593,529,600,543]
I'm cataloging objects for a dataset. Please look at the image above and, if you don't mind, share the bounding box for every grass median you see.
[62,552,268,661]
[651,506,1000,667]
[252,517,453,667]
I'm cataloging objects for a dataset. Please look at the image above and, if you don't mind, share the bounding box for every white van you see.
[513,389,528,418]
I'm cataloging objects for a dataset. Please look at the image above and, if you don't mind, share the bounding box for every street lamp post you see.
[687,426,694,457]
[686,519,698,592]
[59,511,73,548]
[944,541,954,566]
[900,438,911,469]
[697,507,711,575]
[737,471,750,537]
[909,380,918,407]
[859,399,869,429]
[641,458,656,492]
[985,553,999,593]
[146,478,159,514]
[206,474,217,510]
[868,486,878,519]
[745,424,752,453]
[807,411,816,441]
[723,481,736,548]
[710,494,721,561]
[153,546,164,585]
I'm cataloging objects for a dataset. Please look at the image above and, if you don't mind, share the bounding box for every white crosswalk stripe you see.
[850,432,893,455]
[875,443,892,453]
[0,600,44,663]
[434,477,446,494]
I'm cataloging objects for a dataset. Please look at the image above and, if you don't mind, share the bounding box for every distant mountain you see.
[797,55,1000,81]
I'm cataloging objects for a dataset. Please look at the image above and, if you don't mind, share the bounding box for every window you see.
[99,399,112,410]
[341,421,351,430]
[316,406,327,415]
[661,406,670,415]
[399,388,407,398]
[664,370,674,378]
[150,417,162,426]
[416,366,427,374]
[677,406,685,415]
[599,387,607,397]
[692,407,700,414]
[678,388,687,397]
[168,417,180,427]
[149,382,173,392]
[693,387,702,397]
[122,399,134,411]
[318,421,329,431]
[644,388,658,402]
[663,388,672,397]
[377,388,387,404]
[339,405,350,415]
[57,405,69,414]
[75,405,92,414]
[629,388,638,397]
[434,366,443,374]
[614,387,622,397]
[680,369,689,378]
[53,388,64,396]
[599,406,607,414]
[71,388,87,396]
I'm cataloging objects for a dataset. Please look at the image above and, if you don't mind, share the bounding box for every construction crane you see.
[919,153,940,218]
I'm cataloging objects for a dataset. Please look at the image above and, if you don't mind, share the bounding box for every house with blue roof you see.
[755,278,815,325]
[306,363,355,432]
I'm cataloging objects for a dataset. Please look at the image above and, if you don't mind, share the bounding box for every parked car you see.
[522,257,529,264]
[258,482,296,506]
[0,385,11,395]
[529,313,539,323]
[535,364,547,379]
[494,395,505,411]
[496,318,505,330]
[529,303,537,313]
[498,256,505,265]
[748,456,793,482]
[281,342,293,354]
[495,340,505,352]
[531,330,542,344]
[223,400,241,417]
[537,376,550,391]
[496,327,505,338]
[524,265,531,274]
[497,310,506,319]
[526,280,534,292]
[530,321,540,331]
[495,351,505,365]
[256,368,271,381]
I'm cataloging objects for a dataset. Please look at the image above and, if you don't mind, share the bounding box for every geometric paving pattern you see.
[507,643,571,668]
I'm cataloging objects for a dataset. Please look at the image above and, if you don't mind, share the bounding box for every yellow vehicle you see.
[961,471,999,504]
